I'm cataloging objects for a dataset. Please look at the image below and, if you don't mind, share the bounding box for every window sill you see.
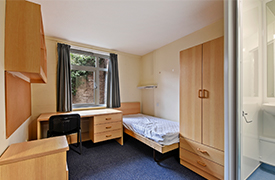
[72,104,106,111]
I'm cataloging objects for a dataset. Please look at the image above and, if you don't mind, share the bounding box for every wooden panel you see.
[24,1,41,73]
[93,129,122,143]
[202,37,224,151]
[180,137,224,166]
[0,152,67,180]
[66,132,90,144]
[94,114,122,125]
[124,128,179,154]
[180,160,219,180]
[180,45,202,142]
[5,71,31,138]
[5,0,41,73]
[180,148,224,179]
[94,122,122,133]
[115,102,140,115]
[5,0,26,72]
[0,136,68,165]
[5,0,47,83]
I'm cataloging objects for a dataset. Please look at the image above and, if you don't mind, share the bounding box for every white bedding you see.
[123,113,179,146]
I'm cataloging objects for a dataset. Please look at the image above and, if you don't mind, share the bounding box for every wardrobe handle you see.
[106,135,112,137]
[197,148,208,154]
[106,118,112,120]
[198,90,203,98]
[203,89,208,98]
[106,126,112,129]
[197,160,207,167]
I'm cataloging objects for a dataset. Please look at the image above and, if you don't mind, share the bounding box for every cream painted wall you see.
[30,37,141,138]
[140,19,224,122]
[118,53,141,103]
[0,0,33,155]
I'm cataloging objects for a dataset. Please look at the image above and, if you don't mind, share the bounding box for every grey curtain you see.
[57,43,72,112]
[106,53,121,108]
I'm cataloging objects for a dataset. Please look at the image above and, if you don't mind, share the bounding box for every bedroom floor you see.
[67,134,205,180]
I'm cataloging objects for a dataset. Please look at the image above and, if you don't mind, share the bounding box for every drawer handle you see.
[106,135,112,137]
[197,160,207,167]
[197,148,208,154]
[106,126,112,129]
[106,118,112,120]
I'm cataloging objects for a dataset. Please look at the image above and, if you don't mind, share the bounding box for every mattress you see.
[123,113,179,146]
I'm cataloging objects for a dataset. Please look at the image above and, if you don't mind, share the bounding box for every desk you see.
[0,136,69,180]
[37,109,123,145]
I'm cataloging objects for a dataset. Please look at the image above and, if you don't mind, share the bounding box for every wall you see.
[0,0,33,155]
[30,37,141,139]
[140,19,224,122]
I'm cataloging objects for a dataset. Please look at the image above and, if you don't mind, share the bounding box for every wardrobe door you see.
[180,45,202,143]
[202,37,224,150]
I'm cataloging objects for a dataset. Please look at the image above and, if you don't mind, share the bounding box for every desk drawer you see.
[94,122,122,133]
[180,148,223,179]
[93,129,122,143]
[94,114,122,125]
[180,137,224,166]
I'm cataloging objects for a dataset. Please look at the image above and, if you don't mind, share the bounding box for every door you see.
[202,37,224,151]
[239,0,262,179]
[180,45,202,142]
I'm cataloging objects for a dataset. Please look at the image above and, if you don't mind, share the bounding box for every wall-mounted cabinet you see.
[5,0,47,83]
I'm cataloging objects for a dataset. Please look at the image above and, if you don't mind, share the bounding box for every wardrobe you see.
[179,36,224,180]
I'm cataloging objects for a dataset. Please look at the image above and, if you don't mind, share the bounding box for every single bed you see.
[116,102,179,156]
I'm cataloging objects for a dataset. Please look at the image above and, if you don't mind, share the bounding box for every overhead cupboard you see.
[5,0,47,83]
[179,37,224,179]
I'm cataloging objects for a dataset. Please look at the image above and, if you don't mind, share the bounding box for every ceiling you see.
[30,0,223,56]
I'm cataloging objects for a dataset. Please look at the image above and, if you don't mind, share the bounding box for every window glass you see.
[99,57,109,68]
[71,70,95,104]
[99,70,108,104]
[70,50,109,109]
[70,53,96,67]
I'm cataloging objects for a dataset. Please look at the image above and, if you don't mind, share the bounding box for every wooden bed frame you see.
[116,102,179,154]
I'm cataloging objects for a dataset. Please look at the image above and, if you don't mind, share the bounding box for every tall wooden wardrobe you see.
[179,37,224,180]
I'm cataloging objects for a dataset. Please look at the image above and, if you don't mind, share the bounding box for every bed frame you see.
[116,102,179,155]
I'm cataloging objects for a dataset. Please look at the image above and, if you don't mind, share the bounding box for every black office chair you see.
[47,114,82,155]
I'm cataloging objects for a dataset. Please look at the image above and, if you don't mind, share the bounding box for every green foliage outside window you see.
[70,53,95,96]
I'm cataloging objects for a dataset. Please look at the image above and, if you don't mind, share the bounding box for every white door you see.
[239,0,262,179]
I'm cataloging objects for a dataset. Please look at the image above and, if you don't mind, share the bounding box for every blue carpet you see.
[248,163,275,180]
[67,134,206,180]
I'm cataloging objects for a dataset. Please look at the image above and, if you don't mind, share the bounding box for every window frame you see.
[70,48,109,109]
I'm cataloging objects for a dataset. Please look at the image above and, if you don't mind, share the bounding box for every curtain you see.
[106,53,121,108]
[57,43,72,112]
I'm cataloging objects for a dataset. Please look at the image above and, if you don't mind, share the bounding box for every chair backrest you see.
[48,114,81,136]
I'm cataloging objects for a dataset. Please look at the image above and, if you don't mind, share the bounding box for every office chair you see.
[47,114,82,155]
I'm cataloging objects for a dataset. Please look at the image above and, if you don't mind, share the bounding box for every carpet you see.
[67,134,206,180]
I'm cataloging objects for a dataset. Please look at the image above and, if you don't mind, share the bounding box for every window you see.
[70,49,109,109]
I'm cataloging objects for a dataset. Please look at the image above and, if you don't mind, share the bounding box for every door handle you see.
[197,148,208,154]
[198,90,203,98]
[203,89,208,98]
[242,111,252,123]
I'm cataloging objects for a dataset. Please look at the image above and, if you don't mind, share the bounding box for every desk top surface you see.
[0,136,69,165]
[37,108,122,122]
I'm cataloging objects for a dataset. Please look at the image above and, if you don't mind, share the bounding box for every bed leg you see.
[153,150,171,163]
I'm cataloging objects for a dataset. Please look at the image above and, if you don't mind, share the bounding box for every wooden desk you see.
[0,136,69,180]
[37,109,123,145]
